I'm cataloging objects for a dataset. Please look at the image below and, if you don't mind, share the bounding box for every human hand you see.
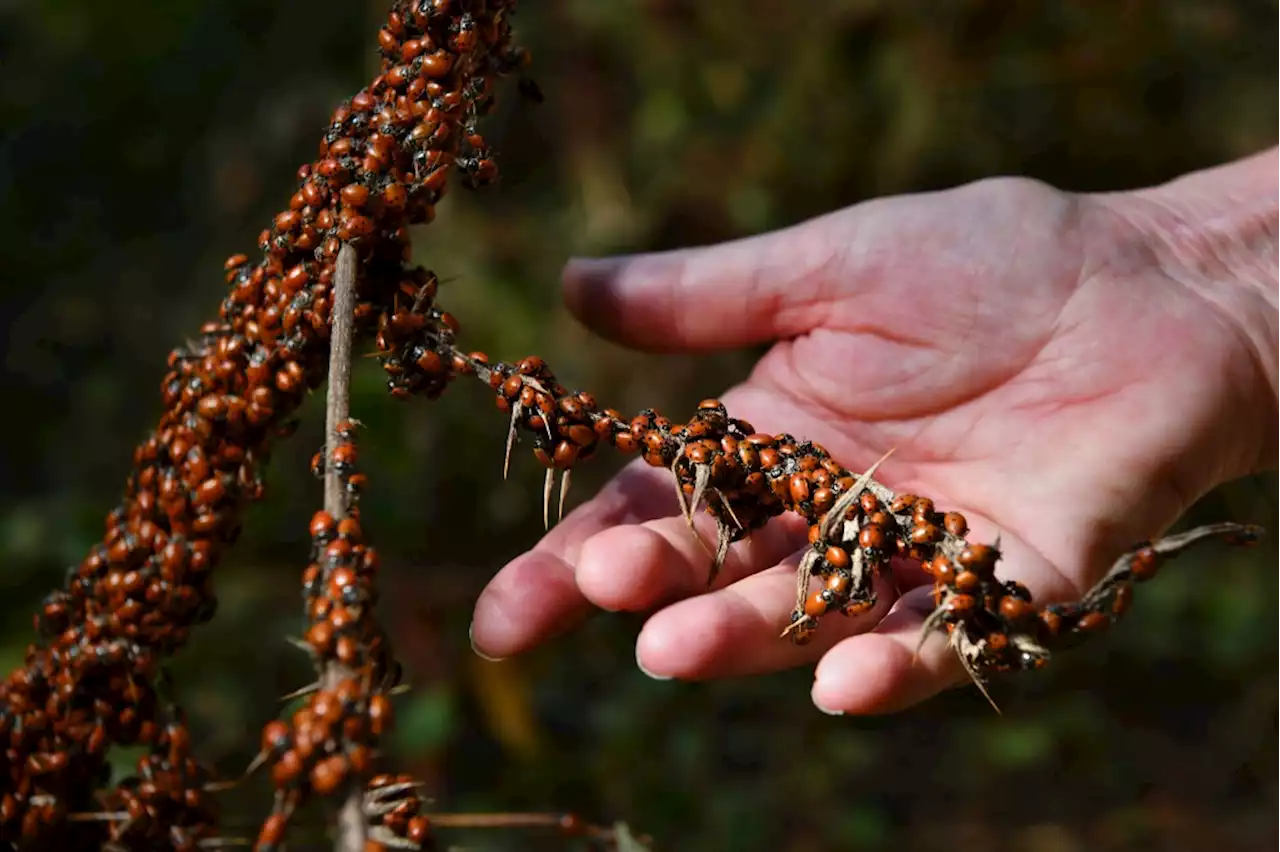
[470,152,1278,715]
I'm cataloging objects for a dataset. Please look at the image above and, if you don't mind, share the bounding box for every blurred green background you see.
[1,1,1276,850]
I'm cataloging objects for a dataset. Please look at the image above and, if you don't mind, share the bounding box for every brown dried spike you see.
[671,458,718,566]
[818,448,895,541]
[706,517,734,588]
[951,630,1002,715]
[543,468,555,531]
[503,400,523,480]
[671,457,691,526]
[715,489,744,532]
[687,464,711,531]
[914,592,953,663]
[780,613,816,640]
[784,550,823,637]
[558,469,572,524]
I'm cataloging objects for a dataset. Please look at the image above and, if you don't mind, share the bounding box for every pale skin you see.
[469,148,1279,715]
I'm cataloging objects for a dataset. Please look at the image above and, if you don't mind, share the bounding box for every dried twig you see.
[323,242,366,852]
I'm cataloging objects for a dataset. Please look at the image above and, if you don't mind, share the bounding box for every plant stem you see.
[324,242,366,852]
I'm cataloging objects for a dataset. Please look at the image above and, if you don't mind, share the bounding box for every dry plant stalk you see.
[326,245,368,852]
[0,3,651,850]
[0,1,1263,851]
[259,241,374,850]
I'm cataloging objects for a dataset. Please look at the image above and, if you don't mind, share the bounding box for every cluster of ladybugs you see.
[443,355,1265,693]
[89,717,223,852]
[368,266,473,403]
[355,775,437,852]
[0,643,222,851]
[252,418,409,851]
[0,1,531,849]
[367,271,1264,691]
[0,320,253,850]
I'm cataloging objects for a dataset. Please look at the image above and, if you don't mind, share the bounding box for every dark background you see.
[1,2,1277,850]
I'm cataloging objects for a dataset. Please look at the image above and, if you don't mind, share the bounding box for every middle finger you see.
[633,550,902,680]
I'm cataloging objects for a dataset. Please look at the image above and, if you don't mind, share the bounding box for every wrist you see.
[1091,148,1279,473]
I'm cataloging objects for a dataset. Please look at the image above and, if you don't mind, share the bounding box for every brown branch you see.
[325,245,358,517]
[323,242,366,852]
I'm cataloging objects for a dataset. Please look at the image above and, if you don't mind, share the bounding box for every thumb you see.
[562,210,852,352]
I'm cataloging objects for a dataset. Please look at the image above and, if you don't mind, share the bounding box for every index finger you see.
[469,380,822,658]
[469,458,676,659]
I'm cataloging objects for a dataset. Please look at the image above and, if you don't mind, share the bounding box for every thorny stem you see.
[325,244,358,518]
[442,343,1265,709]
[323,243,366,852]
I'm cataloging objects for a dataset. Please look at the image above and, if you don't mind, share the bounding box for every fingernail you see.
[812,689,844,716]
[636,648,673,682]
[468,623,506,663]
[562,257,630,331]
[564,256,625,283]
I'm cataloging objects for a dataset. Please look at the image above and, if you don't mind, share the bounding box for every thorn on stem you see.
[558,469,571,523]
[503,403,522,480]
[542,469,554,531]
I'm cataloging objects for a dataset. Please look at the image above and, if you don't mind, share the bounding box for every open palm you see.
[469,175,1271,714]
